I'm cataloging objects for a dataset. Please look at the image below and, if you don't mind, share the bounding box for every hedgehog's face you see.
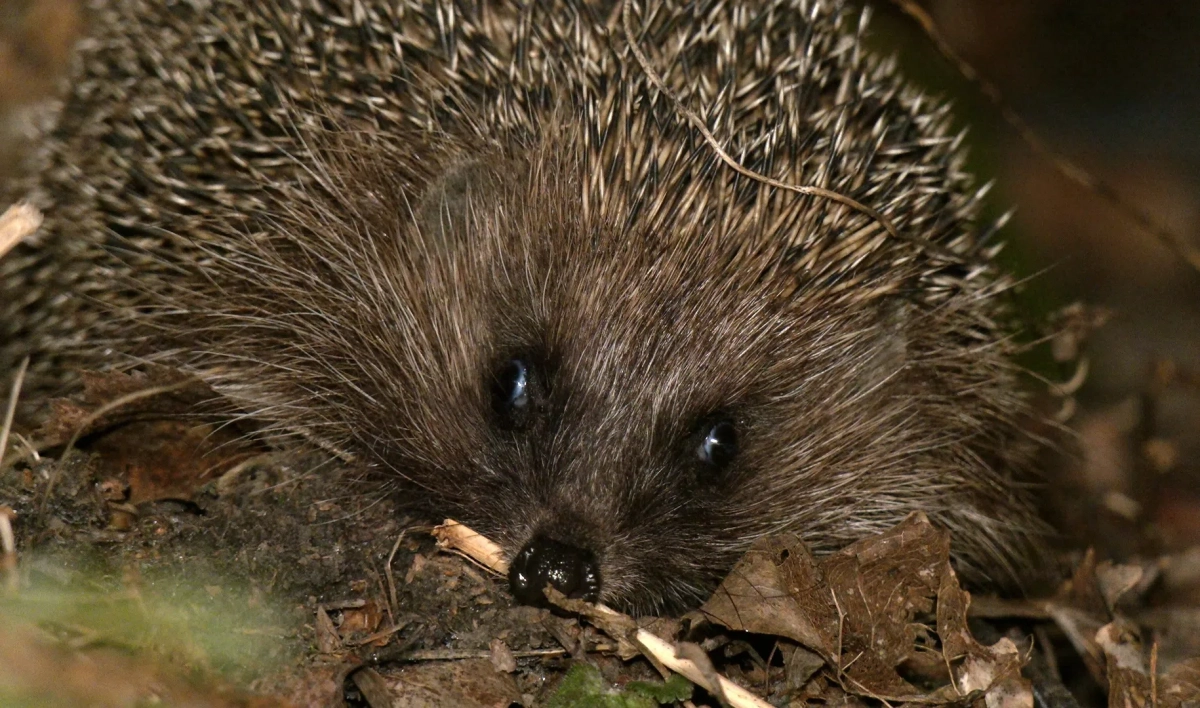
[474,266,777,613]
[368,154,915,614]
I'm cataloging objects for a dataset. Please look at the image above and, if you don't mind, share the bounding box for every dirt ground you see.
[2,1,1200,706]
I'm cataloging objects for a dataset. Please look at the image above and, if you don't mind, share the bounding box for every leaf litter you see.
[1,370,1200,706]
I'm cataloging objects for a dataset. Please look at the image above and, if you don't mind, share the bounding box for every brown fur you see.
[1,0,1050,612]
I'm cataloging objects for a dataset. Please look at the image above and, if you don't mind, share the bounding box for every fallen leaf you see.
[339,599,383,639]
[489,638,517,673]
[33,368,263,504]
[779,642,824,692]
[1096,620,1151,707]
[697,513,1030,703]
[315,607,341,655]
[37,368,226,447]
[1161,658,1200,708]
[1095,561,1145,612]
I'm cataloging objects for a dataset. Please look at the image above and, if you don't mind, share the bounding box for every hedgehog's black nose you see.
[508,535,601,606]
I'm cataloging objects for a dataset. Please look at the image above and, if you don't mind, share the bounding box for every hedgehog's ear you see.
[415,158,503,247]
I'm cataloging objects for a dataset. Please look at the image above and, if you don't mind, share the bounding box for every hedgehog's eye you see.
[697,419,738,468]
[491,358,531,424]
[494,359,529,410]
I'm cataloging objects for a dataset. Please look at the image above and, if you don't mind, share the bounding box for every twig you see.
[0,508,16,594]
[0,356,29,471]
[403,647,573,662]
[634,629,770,708]
[0,202,41,260]
[1150,641,1158,708]
[431,520,506,575]
[435,518,773,708]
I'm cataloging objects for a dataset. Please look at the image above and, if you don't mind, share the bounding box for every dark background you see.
[865,0,1200,396]
[863,0,1200,557]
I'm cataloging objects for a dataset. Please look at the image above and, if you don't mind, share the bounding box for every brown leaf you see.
[91,420,257,504]
[1058,548,1111,619]
[349,667,393,708]
[943,637,1028,703]
[979,671,1035,708]
[33,368,263,504]
[933,568,1028,705]
[1046,604,1107,686]
[821,513,948,696]
[698,513,1030,703]
[699,533,837,654]
[1161,658,1200,708]
[779,642,825,693]
[1047,549,1118,686]
[315,606,342,655]
[1094,561,1145,612]
[1094,622,1200,708]
[1096,620,1151,708]
[339,599,384,638]
[488,638,517,673]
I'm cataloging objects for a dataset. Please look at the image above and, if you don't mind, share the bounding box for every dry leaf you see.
[489,638,517,673]
[32,369,264,504]
[1097,620,1152,707]
[37,368,226,447]
[339,600,384,640]
[315,606,341,655]
[1161,658,1200,708]
[1095,561,1145,612]
[697,513,1030,703]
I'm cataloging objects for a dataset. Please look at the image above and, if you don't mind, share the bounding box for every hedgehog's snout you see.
[508,535,601,606]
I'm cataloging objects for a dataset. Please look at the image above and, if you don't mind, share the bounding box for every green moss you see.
[546,663,693,708]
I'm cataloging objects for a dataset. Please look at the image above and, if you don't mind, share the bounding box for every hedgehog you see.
[0,0,1052,614]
